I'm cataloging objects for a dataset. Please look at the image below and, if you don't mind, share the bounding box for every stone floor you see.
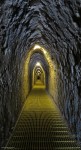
[3,86,80,150]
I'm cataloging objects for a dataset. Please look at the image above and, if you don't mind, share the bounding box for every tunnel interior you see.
[1,0,81,148]
[21,44,59,104]
[28,52,49,90]
[32,62,46,87]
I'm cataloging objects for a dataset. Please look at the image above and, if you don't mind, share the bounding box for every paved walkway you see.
[4,87,80,150]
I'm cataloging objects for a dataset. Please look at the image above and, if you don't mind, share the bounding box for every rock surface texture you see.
[0,0,81,148]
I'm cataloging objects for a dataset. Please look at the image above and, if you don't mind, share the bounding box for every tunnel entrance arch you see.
[21,44,58,103]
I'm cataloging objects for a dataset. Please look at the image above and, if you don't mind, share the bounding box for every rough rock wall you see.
[0,0,81,147]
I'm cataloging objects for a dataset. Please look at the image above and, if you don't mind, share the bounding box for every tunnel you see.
[0,0,81,149]
[32,62,45,87]
[21,44,58,104]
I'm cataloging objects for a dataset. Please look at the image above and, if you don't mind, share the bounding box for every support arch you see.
[21,44,58,103]
[32,62,46,88]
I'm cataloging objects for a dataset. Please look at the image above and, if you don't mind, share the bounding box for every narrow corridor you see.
[4,86,80,150]
[1,1,81,148]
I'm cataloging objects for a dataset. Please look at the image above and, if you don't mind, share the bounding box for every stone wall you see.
[0,0,81,147]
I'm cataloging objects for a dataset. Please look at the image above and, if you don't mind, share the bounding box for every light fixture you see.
[34,45,47,54]
[33,45,41,50]
[43,49,47,55]
[36,62,41,66]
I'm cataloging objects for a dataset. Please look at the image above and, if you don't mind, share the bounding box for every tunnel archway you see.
[21,44,58,103]
[32,62,46,88]
[29,52,49,91]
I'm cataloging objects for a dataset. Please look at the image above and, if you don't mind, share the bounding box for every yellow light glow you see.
[34,45,47,55]
[36,62,41,67]
[32,62,46,88]
[43,49,47,54]
[21,44,58,104]
[37,70,41,73]
[33,45,41,50]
